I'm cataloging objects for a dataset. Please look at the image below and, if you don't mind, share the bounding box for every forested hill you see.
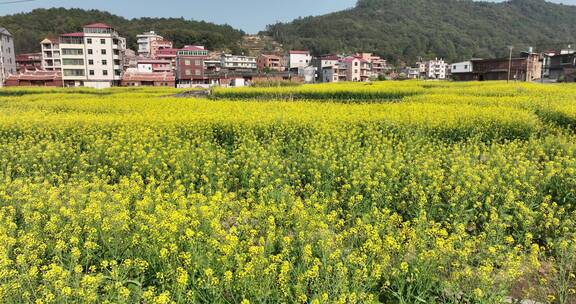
[0,8,246,54]
[263,0,576,63]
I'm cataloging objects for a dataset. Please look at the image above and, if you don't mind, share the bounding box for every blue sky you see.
[0,0,575,33]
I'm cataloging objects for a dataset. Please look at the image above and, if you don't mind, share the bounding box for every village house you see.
[5,70,62,87]
[288,50,312,71]
[137,31,164,57]
[424,58,448,79]
[472,52,541,82]
[137,59,172,73]
[221,54,257,71]
[121,71,175,87]
[356,53,387,76]
[59,23,126,88]
[339,56,371,82]
[16,53,43,72]
[0,27,16,87]
[149,39,173,59]
[257,54,284,71]
[313,54,340,83]
[450,60,473,81]
[175,45,209,87]
[155,48,178,71]
[547,52,576,82]
[40,37,61,71]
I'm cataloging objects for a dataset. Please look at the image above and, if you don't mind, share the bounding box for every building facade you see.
[137,59,172,73]
[0,27,16,87]
[16,53,43,72]
[547,53,576,82]
[425,58,448,79]
[137,31,164,57]
[60,23,126,88]
[121,71,175,87]
[257,54,284,71]
[176,46,209,87]
[472,53,541,82]
[150,39,173,59]
[314,54,340,83]
[40,37,61,71]
[356,53,387,76]
[289,50,312,70]
[451,61,473,81]
[221,54,257,71]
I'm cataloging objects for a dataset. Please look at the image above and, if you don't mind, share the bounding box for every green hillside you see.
[264,0,576,63]
[0,8,245,54]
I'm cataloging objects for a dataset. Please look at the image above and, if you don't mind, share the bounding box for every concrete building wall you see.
[0,28,16,87]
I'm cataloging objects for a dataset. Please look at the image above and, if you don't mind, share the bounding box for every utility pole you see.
[507,46,513,83]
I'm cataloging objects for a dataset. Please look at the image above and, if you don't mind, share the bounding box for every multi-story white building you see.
[424,58,448,79]
[137,31,163,57]
[40,37,61,71]
[220,54,257,70]
[60,23,126,88]
[0,27,16,87]
[288,50,312,70]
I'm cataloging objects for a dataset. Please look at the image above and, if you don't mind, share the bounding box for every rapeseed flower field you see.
[0,81,575,303]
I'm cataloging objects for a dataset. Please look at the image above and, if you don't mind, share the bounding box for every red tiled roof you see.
[7,70,62,81]
[84,23,113,29]
[122,72,175,82]
[60,32,84,37]
[289,50,310,55]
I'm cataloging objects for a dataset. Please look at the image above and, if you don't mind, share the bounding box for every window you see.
[195,70,201,76]
[101,49,107,55]
[63,69,85,76]
[62,58,84,65]
[185,69,191,76]
[195,60,201,65]
[88,59,94,65]
[103,70,108,76]
[62,49,84,55]
[100,39,106,44]
[102,60,108,65]
[464,65,468,69]
[354,62,359,66]
[89,70,95,76]
[184,59,191,65]
[88,49,93,55]
[87,38,92,44]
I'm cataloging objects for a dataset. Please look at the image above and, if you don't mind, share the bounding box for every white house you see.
[220,54,257,70]
[425,58,448,79]
[289,50,312,70]
[60,23,126,88]
[137,31,163,57]
[0,27,16,87]
[40,37,61,71]
[451,61,473,74]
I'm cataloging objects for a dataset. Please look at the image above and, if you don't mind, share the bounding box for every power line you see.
[0,0,39,5]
